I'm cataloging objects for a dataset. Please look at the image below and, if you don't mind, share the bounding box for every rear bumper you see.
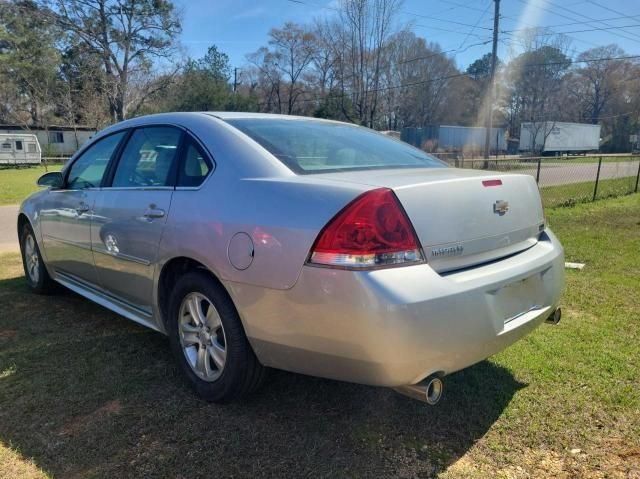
[227,229,565,387]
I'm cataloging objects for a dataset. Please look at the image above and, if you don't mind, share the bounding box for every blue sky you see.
[175,0,640,70]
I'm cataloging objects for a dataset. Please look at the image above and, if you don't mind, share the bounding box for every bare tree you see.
[568,45,629,124]
[267,22,317,115]
[504,31,572,152]
[246,47,284,113]
[40,0,181,122]
[337,0,403,126]
[385,32,458,128]
[309,19,339,97]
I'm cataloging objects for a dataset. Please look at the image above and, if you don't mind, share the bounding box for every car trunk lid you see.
[312,168,544,273]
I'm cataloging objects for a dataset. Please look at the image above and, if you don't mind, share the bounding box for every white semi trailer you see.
[0,134,42,164]
[520,122,600,154]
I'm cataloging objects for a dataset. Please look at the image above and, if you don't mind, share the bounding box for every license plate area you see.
[488,273,546,325]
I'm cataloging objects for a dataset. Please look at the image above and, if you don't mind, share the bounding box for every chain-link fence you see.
[435,154,640,208]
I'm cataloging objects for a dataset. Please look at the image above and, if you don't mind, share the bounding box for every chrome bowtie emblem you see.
[493,200,509,215]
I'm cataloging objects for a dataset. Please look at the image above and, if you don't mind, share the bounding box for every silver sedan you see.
[18,112,564,404]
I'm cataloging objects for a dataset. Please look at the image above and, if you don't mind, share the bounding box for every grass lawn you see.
[0,165,62,206]
[0,194,638,478]
[541,176,638,207]
[557,155,640,165]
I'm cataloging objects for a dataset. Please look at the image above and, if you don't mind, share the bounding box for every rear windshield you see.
[226,118,445,174]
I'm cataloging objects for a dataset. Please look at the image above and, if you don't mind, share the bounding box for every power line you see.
[402,10,493,31]
[413,23,491,40]
[258,52,640,110]
[398,40,492,65]
[285,0,613,56]
[500,25,601,48]
[432,0,537,29]
[513,0,640,45]
[503,24,640,35]
[285,0,494,65]
[529,54,640,67]
[544,14,640,29]
[543,0,640,41]
[286,0,494,31]
[255,71,469,108]
[457,1,493,50]
[585,0,628,19]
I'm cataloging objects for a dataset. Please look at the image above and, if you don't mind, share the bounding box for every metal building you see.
[401,125,507,153]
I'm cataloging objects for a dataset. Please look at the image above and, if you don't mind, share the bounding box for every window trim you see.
[62,122,216,192]
[175,130,216,191]
[103,125,186,190]
[62,129,129,191]
[48,131,64,144]
[175,135,214,189]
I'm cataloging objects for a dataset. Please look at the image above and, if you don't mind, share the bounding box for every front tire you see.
[167,270,266,402]
[20,223,56,294]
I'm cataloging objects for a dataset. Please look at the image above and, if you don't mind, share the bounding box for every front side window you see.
[226,119,445,174]
[177,139,212,187]
[67,132,126,189]
[15,140,23,150]
[112,127,182,188]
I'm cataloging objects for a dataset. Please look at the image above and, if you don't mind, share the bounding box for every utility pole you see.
[233,67,239,93]
[483,0,500,161]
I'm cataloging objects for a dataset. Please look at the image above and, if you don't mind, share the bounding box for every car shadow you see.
[0,275,526,478]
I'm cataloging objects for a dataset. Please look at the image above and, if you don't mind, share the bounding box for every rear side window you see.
[226,118,445,174]
[177,139,212,187]
[112,127,182,188]
[67,132,125,189]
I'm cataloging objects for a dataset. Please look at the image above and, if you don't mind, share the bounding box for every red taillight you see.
[308,188,424,269]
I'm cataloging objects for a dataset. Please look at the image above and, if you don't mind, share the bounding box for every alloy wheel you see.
[178,292,227,381]
[24,234,40,284]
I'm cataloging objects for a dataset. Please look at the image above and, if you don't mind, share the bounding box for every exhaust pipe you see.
[394,375,444,405]
[545,307,562,325]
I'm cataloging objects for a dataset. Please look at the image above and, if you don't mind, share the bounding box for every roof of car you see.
[205,112,343,123]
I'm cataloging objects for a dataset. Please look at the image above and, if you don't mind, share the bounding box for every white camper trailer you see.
[0,134,41,164]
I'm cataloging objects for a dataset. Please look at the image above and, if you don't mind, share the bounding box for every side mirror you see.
[37,171,64,189]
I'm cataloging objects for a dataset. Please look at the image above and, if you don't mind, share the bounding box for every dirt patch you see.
[0,330,17,339]
[59,400,122,437]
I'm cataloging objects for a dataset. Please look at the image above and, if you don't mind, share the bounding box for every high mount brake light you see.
[308,188,424,269]
[482,179,502,187]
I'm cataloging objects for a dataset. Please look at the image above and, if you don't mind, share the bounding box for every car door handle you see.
[143,208,165,219]
[76,203,90,214]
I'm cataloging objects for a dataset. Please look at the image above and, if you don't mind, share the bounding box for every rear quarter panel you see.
[159,174,370,291]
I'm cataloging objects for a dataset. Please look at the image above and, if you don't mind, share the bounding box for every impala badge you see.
[493,200,509,215]
[431,244,464,258]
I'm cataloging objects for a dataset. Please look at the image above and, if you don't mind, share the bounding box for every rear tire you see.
[19,223,57,294]
[167,270,266,402]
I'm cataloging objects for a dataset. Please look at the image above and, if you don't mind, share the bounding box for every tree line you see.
[1,0,639,152]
